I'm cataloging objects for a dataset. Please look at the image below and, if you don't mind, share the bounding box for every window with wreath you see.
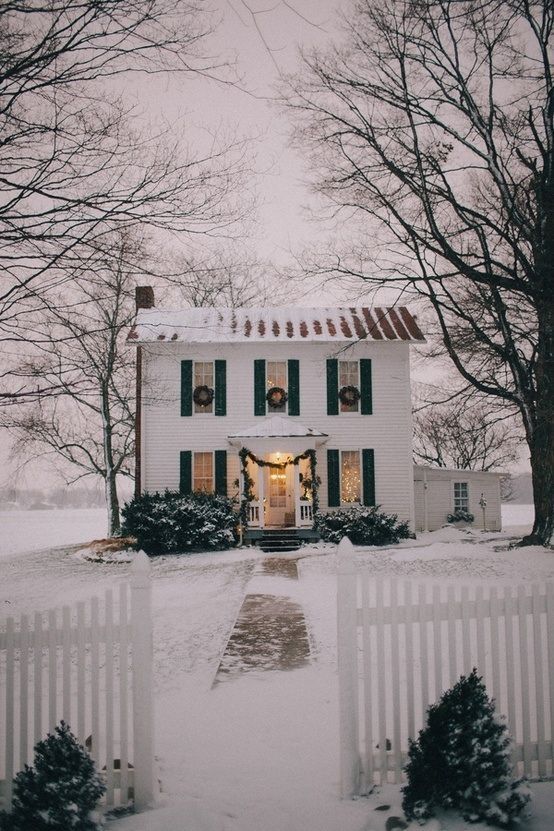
[339,360,360,412]
[266,360,287,412]
[454,481,469,511]
[193,361,214,414]
[193,451,213,492]
[341,450,361,502]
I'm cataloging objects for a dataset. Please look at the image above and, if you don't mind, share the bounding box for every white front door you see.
[265,465,293,526]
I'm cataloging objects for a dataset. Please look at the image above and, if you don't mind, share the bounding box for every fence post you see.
[337,537,360,798]
[131,551,155,810]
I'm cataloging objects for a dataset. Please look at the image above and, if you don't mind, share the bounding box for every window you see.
[193,452,213,492]
[193,362,214,414]
[268,466,287,507]
[266,360,287,412]
[341,450,361,503]
[454,482,469,511]
[339,360,359,412]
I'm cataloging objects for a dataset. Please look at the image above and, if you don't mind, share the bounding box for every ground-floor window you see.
[453,481,469,511]
[193,451,213,492]
[341,450,361,503]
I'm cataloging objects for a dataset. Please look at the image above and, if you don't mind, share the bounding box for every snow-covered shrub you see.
[447,508,474,523]
[402,670,531,827]
[121,490,238,554]
[0,721,105,831]
[315,505,410,546]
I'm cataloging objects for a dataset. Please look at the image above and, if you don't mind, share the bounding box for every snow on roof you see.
[127,306,425,343]
[228,416,328,439]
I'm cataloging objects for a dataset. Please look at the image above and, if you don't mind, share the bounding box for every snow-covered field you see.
[2,503,553,830]
[0,507,107,558]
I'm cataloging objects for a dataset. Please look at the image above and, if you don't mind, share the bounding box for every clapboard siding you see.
[140,342,415,526]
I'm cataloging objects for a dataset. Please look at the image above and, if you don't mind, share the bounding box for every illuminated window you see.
[454,482,469,511]
[268,466,287,507]
[193,362,214,414]
[266,361,287,412]
[341,450,361,503]
[339,360,359,412]
[193,452,213,492]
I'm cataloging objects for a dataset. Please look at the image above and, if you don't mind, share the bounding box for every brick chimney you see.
[135,285,154,311]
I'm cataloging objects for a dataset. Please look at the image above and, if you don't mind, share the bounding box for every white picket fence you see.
[337,539,554,797]
[0,552,155,812]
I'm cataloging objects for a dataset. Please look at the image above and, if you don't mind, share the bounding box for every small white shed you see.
[413,465,503,532]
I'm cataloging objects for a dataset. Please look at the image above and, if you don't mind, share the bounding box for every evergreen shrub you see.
[402,670,531,827]
[122,490,238,554]
[315,504,410,545]
[447,508,475,523]
[0,721,105,831]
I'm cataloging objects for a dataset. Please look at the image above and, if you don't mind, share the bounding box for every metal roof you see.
[228,416,328,439]
[127,306,425,344]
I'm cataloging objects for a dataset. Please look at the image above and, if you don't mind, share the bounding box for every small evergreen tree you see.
[402,670,531,827]
[315,504,411,546]
[0,722,105,831]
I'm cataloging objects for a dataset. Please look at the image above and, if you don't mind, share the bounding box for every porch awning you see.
[228,415,327,440]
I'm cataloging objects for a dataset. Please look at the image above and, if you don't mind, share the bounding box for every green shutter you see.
[327,449,340,507]
[180,360,192,417]
[288,359,300,416]
[360,359,373,415]
[179,450,192,494]
[326,359,339,415]
[362,449,375,506]
[214,450,227,495]
[214,360,226,416]
[254,359,266,416]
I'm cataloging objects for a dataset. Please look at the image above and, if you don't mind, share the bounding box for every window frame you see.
[340,449,362,505]
[338,359,360,415]
[193,451,214,493]
[192,360,215,416]
[453,481,469,511]
[265,359,288,414]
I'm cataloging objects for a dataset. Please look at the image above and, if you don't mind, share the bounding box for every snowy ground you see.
[0,507,107,558]
[1,504,553,830]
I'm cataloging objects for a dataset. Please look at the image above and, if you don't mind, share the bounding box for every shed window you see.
[339,360,359,412]
[341,450,361,503]
[454,482,469,511]
[193,452,213,492]
[194,362,214,414]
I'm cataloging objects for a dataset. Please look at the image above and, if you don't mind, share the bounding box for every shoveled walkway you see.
[214,555,311,682]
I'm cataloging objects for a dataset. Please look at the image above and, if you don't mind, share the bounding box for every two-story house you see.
[128,288,429,543]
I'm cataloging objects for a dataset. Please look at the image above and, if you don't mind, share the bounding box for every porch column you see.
[293,461,300,527]
[257,461,265,529]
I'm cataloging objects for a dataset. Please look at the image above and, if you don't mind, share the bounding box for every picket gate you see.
[0,552,155,812]
[337,538,554,797]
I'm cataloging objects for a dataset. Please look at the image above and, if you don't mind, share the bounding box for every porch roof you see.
[228,415,327,439]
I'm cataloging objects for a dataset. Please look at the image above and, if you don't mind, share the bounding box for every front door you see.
[265,465,293,526]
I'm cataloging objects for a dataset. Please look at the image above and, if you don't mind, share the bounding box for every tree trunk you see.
[101,387,121,537]
[105,469,121,537]
[522,297,554,547]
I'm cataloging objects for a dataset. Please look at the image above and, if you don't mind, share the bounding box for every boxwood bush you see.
[122,490,238,554]
[315,504,410,546]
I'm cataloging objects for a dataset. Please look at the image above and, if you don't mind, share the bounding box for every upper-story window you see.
[266,360,287,412]
[193,361,214,414]
[454,481,469,511]
[339,360,360,412]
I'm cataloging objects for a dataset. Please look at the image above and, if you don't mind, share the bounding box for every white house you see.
[128,290,427,542]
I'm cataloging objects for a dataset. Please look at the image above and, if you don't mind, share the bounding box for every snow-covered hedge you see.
[122,490,238,554]
[315,505,410,546]
[402,670,531,827]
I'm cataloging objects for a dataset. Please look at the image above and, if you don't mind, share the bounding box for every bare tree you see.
[4,231,143,535]
[0,0,248,397]
[413,393,523,472]
[286,0,554,546]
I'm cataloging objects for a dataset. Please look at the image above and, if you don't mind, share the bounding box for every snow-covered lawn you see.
[0,507,107,558]
[1,503,553,830]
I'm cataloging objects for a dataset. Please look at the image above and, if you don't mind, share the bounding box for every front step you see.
[255,529,302,553]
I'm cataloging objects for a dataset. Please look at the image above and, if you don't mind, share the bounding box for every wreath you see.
[193,384,214,407]
[266,386,288,408]
[338,385,361,406]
